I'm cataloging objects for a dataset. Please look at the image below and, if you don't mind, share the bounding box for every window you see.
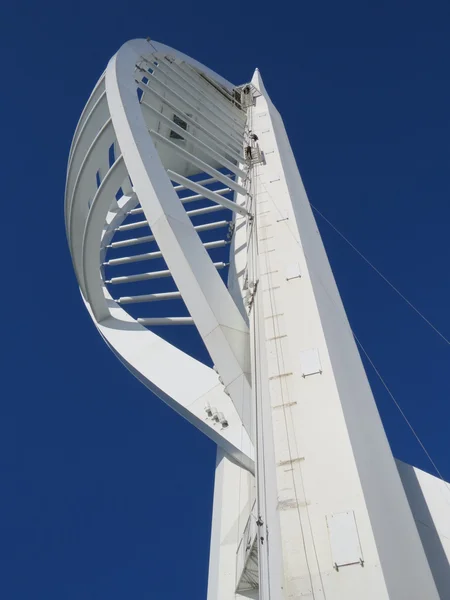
[169,114,187,140]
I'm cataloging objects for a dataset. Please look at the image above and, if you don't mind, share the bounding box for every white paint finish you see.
[66,93,110,220]
[82,156,128,307]
[68,117,117,285]
[327,511,363,568]
[152,57,245,131]
[65,38,450,600]
[69,74,106,162]
[65,40,256,473]
[166,170,248,215]
[105,40,252,437]
[207,448,257,600]
[140,90,244,165]
[246,68,440,599]
[150,131,247,192]
[92,299,254,472]
[285,262,302,280]
[299,348,322,377]
[137,75,242,152]
[397,460,450,598]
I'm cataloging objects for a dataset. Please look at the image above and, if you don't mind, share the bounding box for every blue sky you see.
[1,0,449,598]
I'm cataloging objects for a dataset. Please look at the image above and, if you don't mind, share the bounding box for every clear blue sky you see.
[1,1,449,598]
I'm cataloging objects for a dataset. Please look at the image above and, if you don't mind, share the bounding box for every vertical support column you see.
[248,69,439,600]
[207,448,256,600]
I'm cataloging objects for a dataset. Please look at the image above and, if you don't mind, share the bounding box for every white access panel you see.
[285,262,302,280]
[327,511,363,568]
[299,348,322,377]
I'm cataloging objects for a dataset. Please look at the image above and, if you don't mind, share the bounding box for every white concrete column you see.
[248,69,439,600]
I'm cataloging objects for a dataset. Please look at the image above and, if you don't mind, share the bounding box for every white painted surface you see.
[327,511,363,568]
[397,460,450,599]
[207,448,257,600]
[285,262,302,280]
[299,348,322,377]
[105,40,252,438]
[243,68,440,599]
[65,37,449,600]
[65,39,254,472]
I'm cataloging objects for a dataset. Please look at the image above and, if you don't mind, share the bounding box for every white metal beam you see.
[150,131,248,197]
[137,317,194,326]
[118,291,182,304]
[108,220,229,248]
[107,40,253,437]
[105,261,228,285]
[104,239,228,266]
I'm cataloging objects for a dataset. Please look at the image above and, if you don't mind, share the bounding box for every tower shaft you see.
[208,71,439,600]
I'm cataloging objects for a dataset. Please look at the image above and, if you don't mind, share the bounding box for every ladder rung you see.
[118,291,182,304]
[138,317,194,326]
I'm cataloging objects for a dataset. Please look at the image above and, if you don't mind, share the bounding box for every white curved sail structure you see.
[66,39,449,599]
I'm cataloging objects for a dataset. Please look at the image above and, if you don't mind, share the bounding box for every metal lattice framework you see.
[65,39,255,472]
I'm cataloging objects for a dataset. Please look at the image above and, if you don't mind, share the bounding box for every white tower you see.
[66,39,449,599]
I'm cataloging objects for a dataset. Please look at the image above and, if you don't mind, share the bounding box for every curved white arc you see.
[75,152,254,469]
[67,118,114,254]
[68,72,105,163]
[81,155,127,313]
[105,40,253,439]
[65,90,110,227]
[85,299,254,472]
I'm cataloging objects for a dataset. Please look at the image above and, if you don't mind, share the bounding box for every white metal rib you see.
[149,131,247,196]
[104,239,228,266]
[117,291,182,304]
[153,58,245,126]
[167,170,248,216]
[108,220,229,249]
[115,203,227,232]
[173,176,229,192]
[145,62,245,137]
[127,188,232,216]
[186,204,226,218]
[137,82,243,158]
[137,317,194,326]
[105,261,227,284]
[137,76,242,150]
[142,102,245,178]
